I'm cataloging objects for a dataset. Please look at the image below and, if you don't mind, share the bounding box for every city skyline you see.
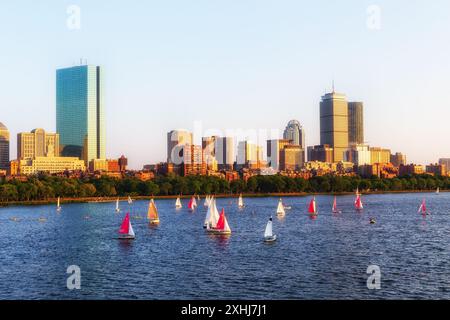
[1,1,450,169]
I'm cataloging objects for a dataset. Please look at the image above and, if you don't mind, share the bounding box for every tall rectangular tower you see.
[0,122,10,170]
[56,65,105,163]
[348,102,364,145]
[320,91,349,162]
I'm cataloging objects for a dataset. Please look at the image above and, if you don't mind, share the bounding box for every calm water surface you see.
[0,193,449,299]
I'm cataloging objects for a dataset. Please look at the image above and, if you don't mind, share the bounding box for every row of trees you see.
[1,173,449,202]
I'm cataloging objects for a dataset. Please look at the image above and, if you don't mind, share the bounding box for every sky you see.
[1,0,450,169]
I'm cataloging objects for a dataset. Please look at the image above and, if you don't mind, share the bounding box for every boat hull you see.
[149,219,160,225]
[206,229,231,235]
[118,235,135,240]
[264,235,277,243]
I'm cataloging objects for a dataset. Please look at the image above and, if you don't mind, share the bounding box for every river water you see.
[0,193,448,299]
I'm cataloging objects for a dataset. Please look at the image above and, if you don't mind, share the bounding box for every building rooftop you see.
[0,122,7,130]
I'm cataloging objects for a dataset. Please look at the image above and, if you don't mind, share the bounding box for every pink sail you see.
[332,196,338,212]
[188,196,196,210]
[216,209,225,230]
[308,197,316,214]
[119,213,130,234]
[355,195,363,210]
[418,199,426,213]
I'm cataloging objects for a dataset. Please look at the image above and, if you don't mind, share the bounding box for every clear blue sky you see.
[1,0,449,169]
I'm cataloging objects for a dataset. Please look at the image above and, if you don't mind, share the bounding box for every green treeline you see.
[0,173,449,202]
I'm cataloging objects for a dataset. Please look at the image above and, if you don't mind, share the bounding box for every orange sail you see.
[147,199,160,224]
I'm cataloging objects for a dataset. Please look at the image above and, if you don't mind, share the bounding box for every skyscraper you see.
[167,130,193,164]
[348,102,364,145]
[283,120,305,149]
[0,122,10,170]
[215,137,235,170]
[267,139,291,171]
[283,119,306,162]
[56,65,105,163]
[320,90,349,162]
[17,129,59,160]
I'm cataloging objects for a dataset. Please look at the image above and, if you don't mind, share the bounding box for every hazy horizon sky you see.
[1,0,450,169]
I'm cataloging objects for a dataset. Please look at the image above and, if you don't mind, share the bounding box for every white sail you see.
[276,199,285,216]
[204,195,209,207]
[207,199,220,227]
[436,188,440,194]
[128,221,135,237]
[192,197,197,207]
[204,202,213,227]
[116,198,120,211]
[223,214,231,232]
[175,197,182,208]
[128,196,133,204]
[57,197,61,211]
[264,219,273,238]
[238,194,244,208]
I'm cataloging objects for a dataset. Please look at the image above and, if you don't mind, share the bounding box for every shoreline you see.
[0,189,444,208]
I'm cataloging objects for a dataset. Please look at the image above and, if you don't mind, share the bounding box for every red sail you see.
[119,213,130,234]
[188,198,194,209]
[216,209,225,230]
[308,198,316,214]
[421,200,426,212]
[332,197,337,211]
[355,195,363,209]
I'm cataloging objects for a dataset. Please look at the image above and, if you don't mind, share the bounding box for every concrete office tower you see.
[167,130,193,164]
[0,122,10,170]
[237,141,263,168]
[17,129,60,160]
[348,102,364,145]
[56,65,105,163]
[320,90,349,162]
[267,139,291,171]
[215,137,235,170]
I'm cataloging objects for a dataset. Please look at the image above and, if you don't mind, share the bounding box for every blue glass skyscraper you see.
[56,65,105,163]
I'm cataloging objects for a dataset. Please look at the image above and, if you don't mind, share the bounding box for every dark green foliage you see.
[0,173,448,202]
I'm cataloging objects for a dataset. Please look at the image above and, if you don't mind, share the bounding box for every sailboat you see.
[332,196,342,214]
[175,196,182,209]
[238,194,245,208]
[308,197,318,216]
[188,196,197,211]
[206,208,231,235]
[264,216,277,243]
[118,212,135,239]
[56,197,61,212]
[204,197,219,229]
[204,195,211,207]
[276,198,285,216]
[354,190,363,210]
[127,196,133,204]
[418,199,428,215]
[115,198,120,213]
[436,187,440,195]
[147,199,160,224]
[197,194,201,201]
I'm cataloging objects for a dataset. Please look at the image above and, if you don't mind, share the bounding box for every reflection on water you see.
[0,192,449,299]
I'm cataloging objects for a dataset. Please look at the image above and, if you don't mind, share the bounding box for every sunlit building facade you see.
[320,91,349,162]
[17,129,59,160]
[0,122,10,170]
